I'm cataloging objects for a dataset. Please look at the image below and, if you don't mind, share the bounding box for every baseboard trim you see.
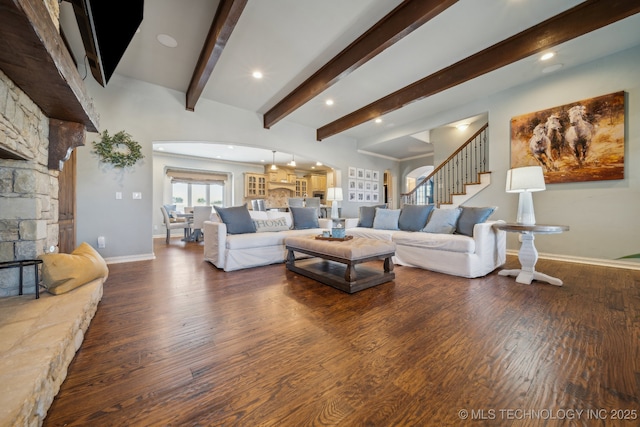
[505,250,640,271]
[104,253,156,265]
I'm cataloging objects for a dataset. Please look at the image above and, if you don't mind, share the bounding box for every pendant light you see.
[289,154,296,167]
[271,151,277,170]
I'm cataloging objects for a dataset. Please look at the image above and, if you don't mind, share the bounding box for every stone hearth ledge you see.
[0,278,104,427]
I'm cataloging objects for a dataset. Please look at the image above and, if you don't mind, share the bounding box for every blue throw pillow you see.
[213,204,256,234]
[423,208,462,234]
[290,207,319,230]
[398,204,434,232]
[456,206,496,237]
[373,208,400,230]
[357,204,387,228]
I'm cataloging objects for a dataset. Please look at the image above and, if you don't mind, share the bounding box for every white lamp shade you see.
[326,187,343,201]
[505,166,546,193]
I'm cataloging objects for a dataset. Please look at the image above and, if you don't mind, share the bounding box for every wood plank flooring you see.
[43,238,640,426]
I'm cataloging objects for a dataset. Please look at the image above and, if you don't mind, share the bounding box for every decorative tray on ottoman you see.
[314,235,353,242]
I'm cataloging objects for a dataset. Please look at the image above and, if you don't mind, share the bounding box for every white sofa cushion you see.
[226,229,325,250]
[392,230,475,254]
[249,211,269,220]
[268,211,293,228]
[346,227,394,241]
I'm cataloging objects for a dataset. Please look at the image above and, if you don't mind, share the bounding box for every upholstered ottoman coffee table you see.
[285,236,396,293]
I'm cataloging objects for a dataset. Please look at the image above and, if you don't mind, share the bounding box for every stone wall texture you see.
[0,70,59,297]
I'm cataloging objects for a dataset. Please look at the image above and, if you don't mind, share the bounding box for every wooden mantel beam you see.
[263,0,458,129]
[48,120,85,171]
[186,0,248,111]
[0,0,99,132]
[317,0,640,141]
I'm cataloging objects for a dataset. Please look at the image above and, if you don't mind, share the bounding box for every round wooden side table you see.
[492,223,569,286]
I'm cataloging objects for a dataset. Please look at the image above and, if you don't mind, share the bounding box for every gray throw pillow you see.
[358,204,387,228]
[456,206,497,237]
[213,204,256,234]
[372,208,400,230]
[422,208,462,234]
[398,204,434,232]
[290,207,319,229]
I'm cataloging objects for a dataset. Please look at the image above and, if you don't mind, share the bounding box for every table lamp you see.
[326,187,343,220]
[505,166,546,225]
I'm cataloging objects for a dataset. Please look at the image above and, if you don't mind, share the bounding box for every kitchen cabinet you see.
[268,167,296,184]
[305,174,327,193]
[295,178,308,197]
[245,173,266,197]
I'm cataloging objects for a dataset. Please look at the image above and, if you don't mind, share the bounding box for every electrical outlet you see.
[98,236,106,248]
[115,192,122,199]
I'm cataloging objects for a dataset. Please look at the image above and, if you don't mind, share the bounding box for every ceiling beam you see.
[186,0,248,111]
[262,0,458,129]
[317,0,640,141]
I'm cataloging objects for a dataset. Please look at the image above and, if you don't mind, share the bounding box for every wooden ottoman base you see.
[285,236,395,294]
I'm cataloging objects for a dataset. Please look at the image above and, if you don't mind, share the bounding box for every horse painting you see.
[510,91,625,184]
[564,105,595,166]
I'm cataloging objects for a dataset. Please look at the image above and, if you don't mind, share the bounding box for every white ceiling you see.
[60,0,640,165]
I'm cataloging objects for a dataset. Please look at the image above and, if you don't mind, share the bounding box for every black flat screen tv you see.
[69,0,144,86]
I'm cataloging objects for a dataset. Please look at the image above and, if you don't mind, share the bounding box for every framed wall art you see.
[510,91,625,184]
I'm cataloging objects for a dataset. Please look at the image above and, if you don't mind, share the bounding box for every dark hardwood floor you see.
[43,238,640,426]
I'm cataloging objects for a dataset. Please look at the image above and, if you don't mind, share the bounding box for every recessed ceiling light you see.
[456,123,470,131]
[375,118,382,124]
[540,52,555,61]
[542,64,564,73]
[325,99,334,106]
[157,34,178,48]
[252,70,263,79]
[228,145,234,149]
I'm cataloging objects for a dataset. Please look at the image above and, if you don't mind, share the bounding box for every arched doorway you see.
[405,165,434,205]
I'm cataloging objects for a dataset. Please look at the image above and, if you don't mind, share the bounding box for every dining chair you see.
[191,206,213,242]
[288,197,305,208]
[251,199,266,211]
[303,197,321,217]
[160,206,191,243]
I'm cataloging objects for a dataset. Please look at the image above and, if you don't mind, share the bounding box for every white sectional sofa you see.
[204,208,332,272]
[344,219,506,278]
[343,204,506,278]
[203,203,506,278]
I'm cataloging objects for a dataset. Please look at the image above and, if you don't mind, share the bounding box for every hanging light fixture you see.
[271,150,277,170]
[289,154,296,167]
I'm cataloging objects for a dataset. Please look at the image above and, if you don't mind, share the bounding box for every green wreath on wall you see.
[93,130,144,168]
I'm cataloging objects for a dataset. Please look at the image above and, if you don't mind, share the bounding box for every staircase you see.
[401,123,490,208]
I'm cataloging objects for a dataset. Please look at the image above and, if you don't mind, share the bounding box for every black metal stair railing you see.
[401,123,489,207]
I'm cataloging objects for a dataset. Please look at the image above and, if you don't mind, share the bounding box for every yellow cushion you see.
[39,242,109,295]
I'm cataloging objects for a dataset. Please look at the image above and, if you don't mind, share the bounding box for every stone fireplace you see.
[0,70,59,297]
[0,0,98,297]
